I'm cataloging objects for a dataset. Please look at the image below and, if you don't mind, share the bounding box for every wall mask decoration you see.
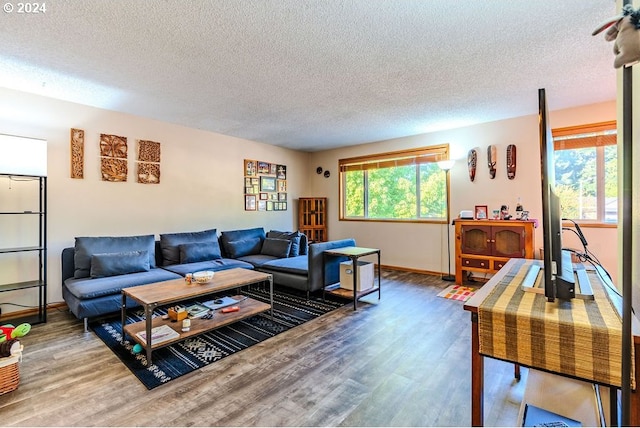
[324,170,330,178]
[467,149,477,182]
[316,166,323,174]
[487,145,497,179]
[70,128,84,179]
[100,134,128,182]
[136,140,161,184]
[506,144,517,180]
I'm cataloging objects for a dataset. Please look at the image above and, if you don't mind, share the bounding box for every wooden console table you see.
[323,246,381,310]
[463,258,640,426]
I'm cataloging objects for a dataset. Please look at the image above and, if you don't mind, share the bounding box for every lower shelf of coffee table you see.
[123,296,270,351]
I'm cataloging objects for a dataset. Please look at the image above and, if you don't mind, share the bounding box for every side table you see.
[323,246,381,310]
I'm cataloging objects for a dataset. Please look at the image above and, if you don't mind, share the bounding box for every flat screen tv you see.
[538,88,575,301]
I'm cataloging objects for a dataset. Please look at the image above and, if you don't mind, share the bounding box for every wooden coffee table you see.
[120,268,273,366]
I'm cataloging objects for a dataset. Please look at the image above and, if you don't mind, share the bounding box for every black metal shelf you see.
[0,280,45,293]
[0,173,47,324]
[0,211,44,215]
[0,246,44,254]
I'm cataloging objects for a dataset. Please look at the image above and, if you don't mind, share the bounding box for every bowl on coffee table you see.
[193,270,215,284]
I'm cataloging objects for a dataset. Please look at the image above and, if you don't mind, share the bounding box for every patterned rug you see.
[437,284,476,302]
[91,285,348,389]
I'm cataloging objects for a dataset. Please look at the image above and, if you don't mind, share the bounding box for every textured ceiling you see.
[0,0,618,152]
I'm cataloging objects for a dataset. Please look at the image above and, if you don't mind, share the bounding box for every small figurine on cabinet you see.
[500,205,512,220]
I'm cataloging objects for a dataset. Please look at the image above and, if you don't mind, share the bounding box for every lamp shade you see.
[437,159,455,171]
[0,134,47,176]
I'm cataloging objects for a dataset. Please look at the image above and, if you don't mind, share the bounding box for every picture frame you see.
[260,176,276,192]
[244,177,252,186]
[276,164,286,180]
[266,201,274,211]
[269,163,277,175]
[244,159,256,176]
[258,200,267,211]
[475,205,488,220]
[245,194,257,211]
[259,193,268,200]
[257,161,270,174]
[277,180,286,192]
[278,192,287,201]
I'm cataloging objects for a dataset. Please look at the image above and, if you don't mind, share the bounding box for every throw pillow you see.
[267,231,303,257]
[260,238,292,258]
[90,250,150,278]
[159,229,219,266]
[178,241,222,264]
[225,237,263,259]
[74,235,156,278]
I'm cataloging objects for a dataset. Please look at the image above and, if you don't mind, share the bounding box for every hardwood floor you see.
[0,270,528,426]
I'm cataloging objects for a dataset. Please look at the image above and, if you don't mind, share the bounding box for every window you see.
[339,145,449,222]
[553,121,617,224]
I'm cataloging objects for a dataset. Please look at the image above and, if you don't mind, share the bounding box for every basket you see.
[0,349,22,395]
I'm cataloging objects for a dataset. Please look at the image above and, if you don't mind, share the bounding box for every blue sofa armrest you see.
[307,238,356,293]
[62,247,75,283]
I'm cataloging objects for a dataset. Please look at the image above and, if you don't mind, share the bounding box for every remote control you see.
[221,306,240,313]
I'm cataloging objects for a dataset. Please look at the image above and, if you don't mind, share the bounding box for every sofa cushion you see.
[159,229,219,266]
[236,254,279,267]
[160,258,254,276]
[90,250,150,278]
[74,235,156,279]
[179,241,222,264]
[260,255,308,275]
[64,268,181,300]
[220,228,265,257]
[260,238,291,258]
[224,237,263,258]
[266,231,303,257]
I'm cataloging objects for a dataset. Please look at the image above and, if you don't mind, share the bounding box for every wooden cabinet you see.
[454,219,535,285]
[298,197,327,242]
[0,173,47,324]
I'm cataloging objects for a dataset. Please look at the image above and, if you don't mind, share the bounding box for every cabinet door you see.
[492,226,525,258]
[460,225,491,256]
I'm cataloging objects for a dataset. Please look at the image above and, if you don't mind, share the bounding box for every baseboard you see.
[0,302,67,322]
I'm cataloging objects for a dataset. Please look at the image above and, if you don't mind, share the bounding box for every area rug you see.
[437,284,476,302]
[91,285,348,389]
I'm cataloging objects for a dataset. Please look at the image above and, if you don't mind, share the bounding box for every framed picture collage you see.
[244,159,287,211]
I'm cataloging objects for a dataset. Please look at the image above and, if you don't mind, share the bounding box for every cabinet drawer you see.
[493,259,509,271]
[462,257,490,269]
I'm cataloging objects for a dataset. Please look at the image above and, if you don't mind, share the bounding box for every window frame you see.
[552,120,617,227]
[338,144,450,224]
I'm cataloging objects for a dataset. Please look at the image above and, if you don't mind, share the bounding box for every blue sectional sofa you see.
[61,227,355,329]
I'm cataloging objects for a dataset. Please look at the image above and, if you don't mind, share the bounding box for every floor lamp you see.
[437,160,455,281]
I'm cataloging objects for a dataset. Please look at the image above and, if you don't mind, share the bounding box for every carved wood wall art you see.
[100,134,128,159]
[137,162,160,184]
[100,134,128,182]
[101,158,128,182]
[137,140,161,163]
[70,128,84,179]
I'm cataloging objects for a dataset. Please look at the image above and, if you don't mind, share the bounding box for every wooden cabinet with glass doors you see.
[298,197,327,243]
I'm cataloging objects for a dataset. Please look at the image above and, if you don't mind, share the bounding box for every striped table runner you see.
[478,258,635,389]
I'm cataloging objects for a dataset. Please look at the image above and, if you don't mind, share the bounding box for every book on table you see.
[135,324,180,345]
[185,303,210,318]
[202,296,244,310]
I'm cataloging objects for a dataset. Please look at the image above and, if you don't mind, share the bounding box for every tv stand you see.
[520,259,594,301]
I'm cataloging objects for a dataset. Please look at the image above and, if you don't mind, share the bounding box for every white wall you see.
[0,87,310,314]
[309,100,618,282]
